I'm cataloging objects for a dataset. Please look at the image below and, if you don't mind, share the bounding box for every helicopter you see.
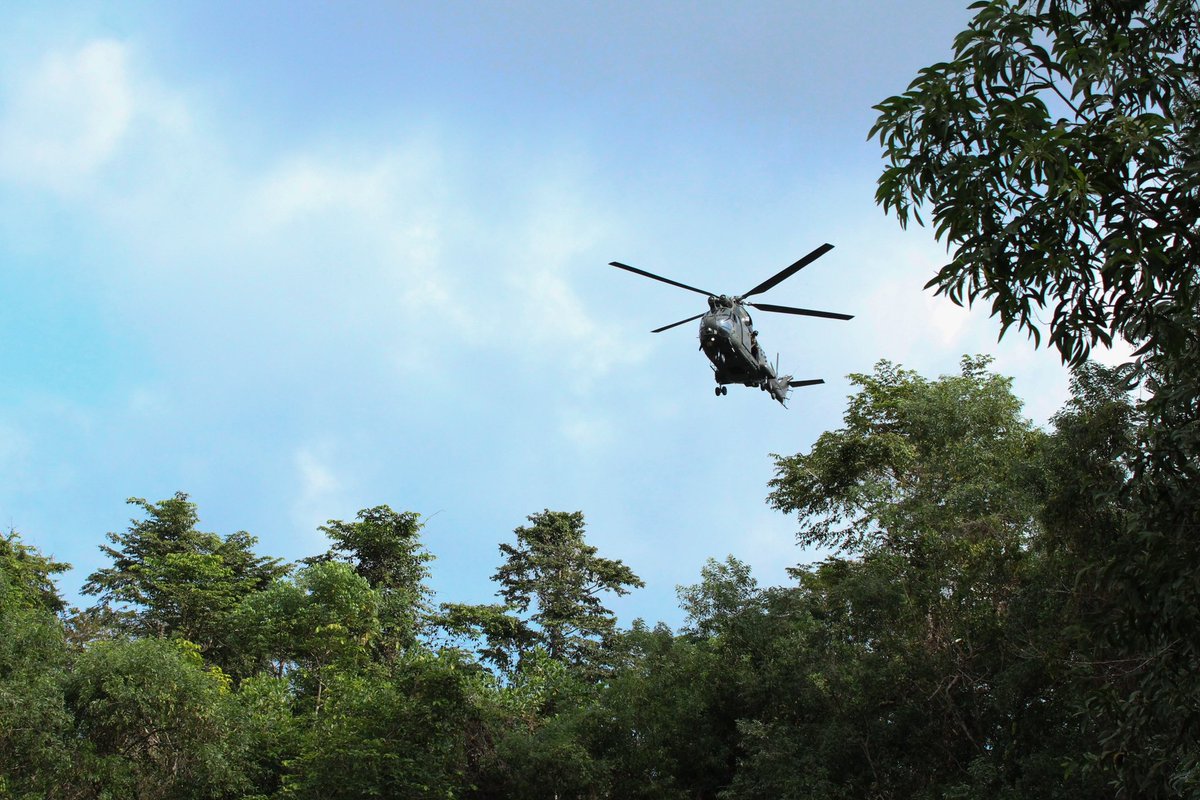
[609,243,852,406]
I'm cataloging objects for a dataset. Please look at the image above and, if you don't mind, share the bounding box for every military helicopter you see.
[609,243,852,406]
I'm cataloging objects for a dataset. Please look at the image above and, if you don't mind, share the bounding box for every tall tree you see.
[758,358,1105,798]
[494,510,643,673]
[871,3,1200,792]
[0,531,73,798]
[83,494,288,666]
[769,356,1046,556]
[307,505,433,654]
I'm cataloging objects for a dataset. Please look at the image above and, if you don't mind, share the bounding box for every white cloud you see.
[0,37,645,404]
[837,230,1077,426]
[248,150,443,234]
[0,40,134,192]
[228,149,470,376]
[291,443,346,533]
[503,179,651,393]
[924,291,972,347]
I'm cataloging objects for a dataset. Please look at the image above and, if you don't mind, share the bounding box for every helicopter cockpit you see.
[713,315,736,332]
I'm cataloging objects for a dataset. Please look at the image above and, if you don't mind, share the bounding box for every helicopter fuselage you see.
[699,296,775,389]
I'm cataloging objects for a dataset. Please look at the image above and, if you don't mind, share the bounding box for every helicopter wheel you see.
[715,385,728,396]
[715,386,721,397]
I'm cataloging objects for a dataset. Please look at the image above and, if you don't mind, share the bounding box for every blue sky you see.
[0,2,1120,628]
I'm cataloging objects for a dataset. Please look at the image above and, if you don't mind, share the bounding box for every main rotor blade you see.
[651,312,705,333]
[787,379,825,388]
[748,302,854,321]
[741,243,834,299]
[609,262,715,298]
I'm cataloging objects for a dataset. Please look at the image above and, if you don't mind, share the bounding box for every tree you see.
[66,637,244,800]
[493,510,643,673]
[229,561,379,709]
[769,356,1046,556]
[306,505,433,655]
[757,358,1106,798]
[82,494,288,668]
[871,0,1199,367]
[225,673,300,800]
[677,555,759,640]
[433,601,535,674]
[871,3,1200,791]
[471,648,604,799]
[280,651,479,800]
[586,618,752,800]
[0,531,73,799]
[1,528,70,614]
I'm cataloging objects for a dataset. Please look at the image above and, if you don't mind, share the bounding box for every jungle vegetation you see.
[3,0,1197,797]
[0,353,1172,799]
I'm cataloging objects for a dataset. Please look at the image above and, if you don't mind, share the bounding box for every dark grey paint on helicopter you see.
[609,243,852,406]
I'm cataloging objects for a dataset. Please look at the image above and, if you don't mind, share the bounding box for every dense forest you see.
[3,0,1198,797]
[0,355,1182,799]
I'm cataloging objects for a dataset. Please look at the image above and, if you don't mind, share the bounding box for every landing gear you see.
[714,385,728,396]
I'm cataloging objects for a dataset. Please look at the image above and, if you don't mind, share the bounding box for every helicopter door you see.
[738,309,754,349]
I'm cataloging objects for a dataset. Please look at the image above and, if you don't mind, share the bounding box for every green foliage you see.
[493,510,644,674]
[281,651,479,800]
[472,648,606,799]
[1043,362,1200,796]
[873,2,1200,792]
[870,0,1200,367]
[484,710,606,800]
[308,505,434,654]
[769,356,1045,556]
[1,529,70,613]
[0,535,72,799]
[230,561,380,705]
[3,352,1173,798]
[433,601,534,674]
[82,493,288,668]
[677,555,759,639]
[587,621,743,800]
[225,674,300,800]
[750,358,1110,799]
[66,637,244,800]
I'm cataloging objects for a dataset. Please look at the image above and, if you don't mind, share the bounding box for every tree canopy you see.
[494,510,644,672]
[0,358,1154,798]
[2,2,1194,796]
[873,2,1200,793]
[81,493,288,670]
[871,0,1199,367]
